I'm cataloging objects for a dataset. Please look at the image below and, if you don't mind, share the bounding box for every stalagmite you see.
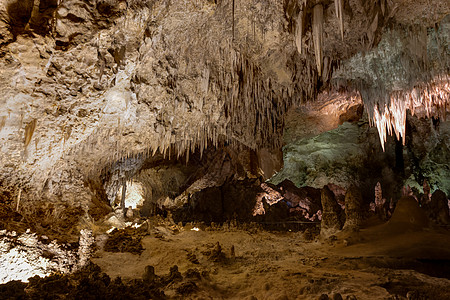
[312,4,324,76]
[78,229,94,268]
[374,182,388,219]
[344,185,363,230]
[320,185,343,236]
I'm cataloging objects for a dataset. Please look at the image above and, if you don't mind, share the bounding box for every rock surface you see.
[0,1,450,298]
[389,196,429,231]
[0,0,448,241]
[320,185,343,236]
[271,114,450,202]
[343,185,363,230]
[428,190,450,225]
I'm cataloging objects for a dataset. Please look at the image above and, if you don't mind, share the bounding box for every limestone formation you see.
[343,185,363,230]
[421,179,431,205]
[77,229,95,268]
[374,182,388,220]
[389,196,429,230]
[0,0,446,212]
[0,1,450,298]
[320,185,343,236]
[428,190,450,225]
[143,265,156,283]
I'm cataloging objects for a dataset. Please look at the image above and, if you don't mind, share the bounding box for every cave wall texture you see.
[0,0,449,224]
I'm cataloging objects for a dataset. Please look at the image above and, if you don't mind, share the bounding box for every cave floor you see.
[91,220,450,300]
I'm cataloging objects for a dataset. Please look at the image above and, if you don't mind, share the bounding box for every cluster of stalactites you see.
[77,52,303,176]
[222,48,297,150]
[370,77,449,151]
[296,0,344,76]
[76,123,228,177]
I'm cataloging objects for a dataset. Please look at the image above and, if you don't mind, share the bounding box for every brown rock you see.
[343,185,363,230]
[429,190,450,225]
[389,196,429,230]
[257,148,283,180]
[320,185,343,236]
[332,293,343,300]
[143,265,156,282]
[338,104,363,124]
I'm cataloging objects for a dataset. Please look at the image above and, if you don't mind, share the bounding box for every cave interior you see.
[0,0,449,299]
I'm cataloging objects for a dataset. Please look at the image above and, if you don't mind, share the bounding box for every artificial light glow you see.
[117,181,145,209]
[106,227,116,234]
[253,183,284,216]
[371,78,449,151]
[0,231,77,284]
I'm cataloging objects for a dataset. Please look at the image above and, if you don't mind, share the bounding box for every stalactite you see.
[202,67,210,94]
[334,0,344,40]
[81,24,319,173]
[63,126,72,144]
[24,119,37,150]
[27,0,41,30]
[232,0,235,40]
[312,4,323,77]
[0,116,6,132]
[295,1,306,54]
[372,78,449,151]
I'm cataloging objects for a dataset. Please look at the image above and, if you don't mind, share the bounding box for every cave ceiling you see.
[0,0,448,205]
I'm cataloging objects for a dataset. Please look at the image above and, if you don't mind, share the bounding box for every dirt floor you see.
[88,218,450,300]
[2,208,450,299]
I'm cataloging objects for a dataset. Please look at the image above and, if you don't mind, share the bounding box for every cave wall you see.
[0,0,448,228]
[0,0,320,208]
[272,110,450,200]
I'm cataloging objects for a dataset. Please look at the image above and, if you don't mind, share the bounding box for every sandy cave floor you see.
[89,218,450,300]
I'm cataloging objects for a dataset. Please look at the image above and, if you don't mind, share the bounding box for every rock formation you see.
[320,185,343,236]
[343,185,363,230]
[1,1,450,298]
[0,1,448,284]
[428,190,450,225]
[389,196,429,231]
